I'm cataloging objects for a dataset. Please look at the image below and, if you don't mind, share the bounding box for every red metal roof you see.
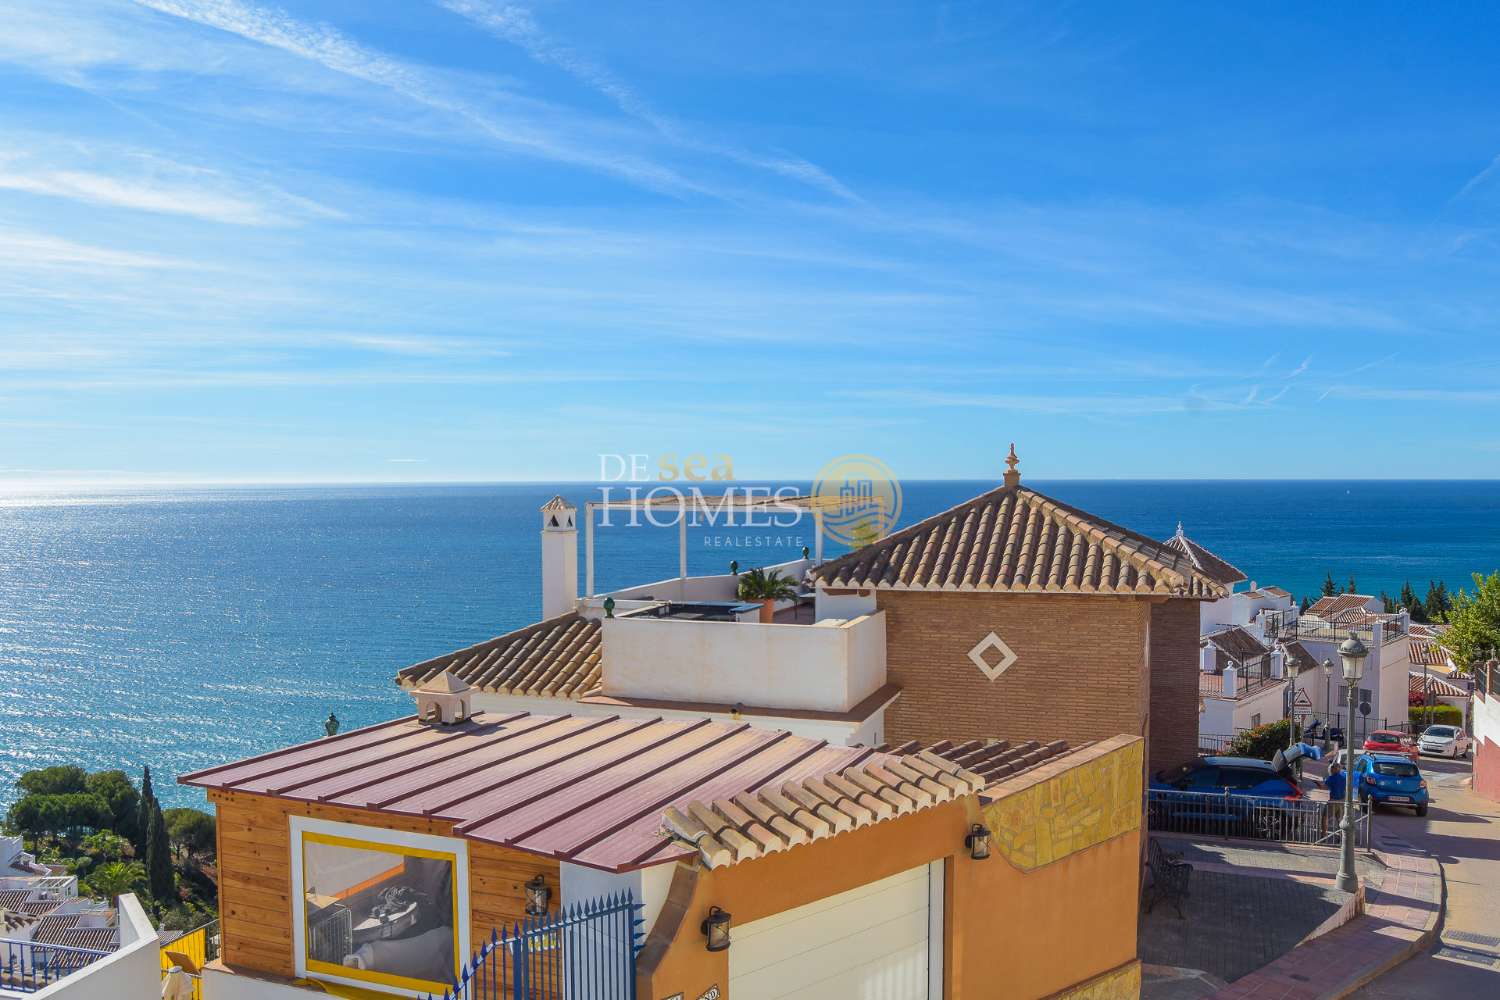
[181,712,890,873]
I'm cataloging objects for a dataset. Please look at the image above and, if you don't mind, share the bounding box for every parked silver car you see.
[1417,725,1472,758]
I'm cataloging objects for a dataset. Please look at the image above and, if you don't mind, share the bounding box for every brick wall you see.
[876,590,1151,748]
[1148,598,1201,773]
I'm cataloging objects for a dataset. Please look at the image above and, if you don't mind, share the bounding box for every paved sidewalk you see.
[1207,833,1442,999]
[1139,838,1381,990]
[1351,767,1500,996]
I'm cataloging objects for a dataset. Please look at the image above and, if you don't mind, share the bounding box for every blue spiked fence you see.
[436,893,643,1000]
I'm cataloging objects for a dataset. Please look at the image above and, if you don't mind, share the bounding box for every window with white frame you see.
[289,816,469,997]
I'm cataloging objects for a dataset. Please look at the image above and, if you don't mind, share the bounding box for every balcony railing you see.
[0,938,113,994]
[1275,618,1408,645]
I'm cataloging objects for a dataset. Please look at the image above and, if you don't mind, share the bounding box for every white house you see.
[1197,627,1288,739]
[0,836,160,1000]
[1273,598,1414,743]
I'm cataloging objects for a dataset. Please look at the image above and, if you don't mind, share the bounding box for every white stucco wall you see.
[814,588,878,621]
[600,611,886,712]
[17,894,159,1000]
[202,967,321,1000]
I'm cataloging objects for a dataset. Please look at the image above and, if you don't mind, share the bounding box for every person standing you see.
[1324,760,1347,829]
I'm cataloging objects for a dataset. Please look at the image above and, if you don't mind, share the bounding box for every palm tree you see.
[88,861,145,902]
[737,568,800,623]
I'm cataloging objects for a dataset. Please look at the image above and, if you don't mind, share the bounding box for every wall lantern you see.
[964,823,991,861]
[524,875,552,916]
[701,906,732,952]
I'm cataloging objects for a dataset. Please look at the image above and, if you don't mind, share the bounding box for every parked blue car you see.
[1352,752,1429,815]
[1149,756,1305,835]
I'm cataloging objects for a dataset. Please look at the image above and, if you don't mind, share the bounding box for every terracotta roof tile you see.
[661,749,987,869]
[1409,639,1453,668]
[810,485,1227,598]
[396,613,601,698]
[1409,671,1467,699]
[0,910,36,935]
[1162,527,1247,586]
[1307,594,1377,617]
[1203,626,1267,663]
[30,913,80,943]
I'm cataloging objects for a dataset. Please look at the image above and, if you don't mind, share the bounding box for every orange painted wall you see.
[638,761,1141,1000]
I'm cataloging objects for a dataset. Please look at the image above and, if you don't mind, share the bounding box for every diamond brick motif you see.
[968,632,1018,681]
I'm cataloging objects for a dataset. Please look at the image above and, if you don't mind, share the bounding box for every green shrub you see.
[1410,705,1464,730]
[1225,718,1300,761]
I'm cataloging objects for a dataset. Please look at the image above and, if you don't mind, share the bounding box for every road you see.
[1352,754,1500,997]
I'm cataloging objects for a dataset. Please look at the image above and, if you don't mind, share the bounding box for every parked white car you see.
[1417,725,1472,758]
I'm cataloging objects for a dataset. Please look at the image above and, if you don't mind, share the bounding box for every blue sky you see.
[2,1,1499,485]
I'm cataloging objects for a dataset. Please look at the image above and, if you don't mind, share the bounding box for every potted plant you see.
[736,568,799,623]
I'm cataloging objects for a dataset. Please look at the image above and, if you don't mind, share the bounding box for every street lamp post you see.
[1281,643,1299,753]
[1322,658,1333,734]
[1336,634,1369,894]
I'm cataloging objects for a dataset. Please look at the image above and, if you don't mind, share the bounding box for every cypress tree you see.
[145,800,175,904]
[1426,580,1450,622]
[1401,581,1417,608]
[1347,574,1358,594]
[1322,573,1337,597]
[1300,595,1311,613]
[134,767,155,858]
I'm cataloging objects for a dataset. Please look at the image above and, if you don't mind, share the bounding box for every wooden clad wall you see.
[210,790,560,979]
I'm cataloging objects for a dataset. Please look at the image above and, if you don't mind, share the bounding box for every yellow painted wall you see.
[638,735,1144,1000]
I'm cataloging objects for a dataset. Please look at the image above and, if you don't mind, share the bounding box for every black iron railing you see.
[436,893,643,1000]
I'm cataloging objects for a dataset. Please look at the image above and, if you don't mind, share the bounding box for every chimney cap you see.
[416,669,471,696]
[540,495,576,512]
[412,670,474,725]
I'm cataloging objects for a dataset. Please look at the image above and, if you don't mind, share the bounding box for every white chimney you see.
[1270,647,1285,679]
[1222,665,1238,698]
[412,670,474,725]
[540,495,578,619]
[1200,644,1217,673]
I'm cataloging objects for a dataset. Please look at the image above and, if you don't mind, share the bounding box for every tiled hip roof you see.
[396,613,601,698]
[1408,671,1467,699]
[1161,530,1247,586]
[1409,639,1453,668]
[1203,625,1267,662]
[810,485,1226,598]
[1306,594,1377,617]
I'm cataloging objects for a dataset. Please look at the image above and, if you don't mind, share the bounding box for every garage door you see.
[728,861,943,1000]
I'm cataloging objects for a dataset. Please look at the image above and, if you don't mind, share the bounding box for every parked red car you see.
[1363,729,1419,761]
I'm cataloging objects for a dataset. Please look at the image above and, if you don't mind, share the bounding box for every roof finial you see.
[1003,443,1020,487]
[1175,520,1185,540]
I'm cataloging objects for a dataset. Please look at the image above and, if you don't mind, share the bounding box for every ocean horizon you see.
[3,478,1497,808]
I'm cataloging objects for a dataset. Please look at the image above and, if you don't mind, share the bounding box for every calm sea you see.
[2,480,1496,807]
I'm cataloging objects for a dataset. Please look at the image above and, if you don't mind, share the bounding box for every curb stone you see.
[1203,833,1443,1000]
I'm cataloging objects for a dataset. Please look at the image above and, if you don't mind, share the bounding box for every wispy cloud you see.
[435,0,859,201]
[0,228,193,271]
[130,0,700,194]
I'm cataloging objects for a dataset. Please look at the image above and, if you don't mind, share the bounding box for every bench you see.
[1142,838,1193,918]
